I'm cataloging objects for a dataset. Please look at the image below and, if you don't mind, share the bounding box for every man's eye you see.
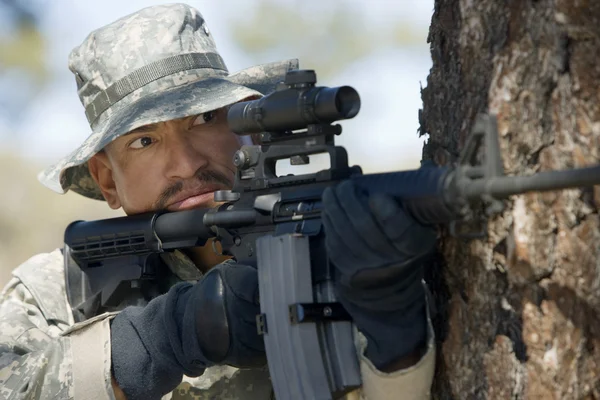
[129,136,154,149]
[192,111,216,126]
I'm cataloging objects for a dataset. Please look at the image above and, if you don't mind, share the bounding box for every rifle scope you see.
[227,69,360,134]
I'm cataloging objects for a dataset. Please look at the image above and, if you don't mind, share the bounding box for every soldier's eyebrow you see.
[126,115,200,135]
[127,124,158,135]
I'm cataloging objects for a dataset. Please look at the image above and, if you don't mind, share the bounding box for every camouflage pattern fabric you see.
[36,3,298,201]
[0,249,276,400]
[0,247,435,399]
[170,368,273,400]
[0,250,76,399]
[160,251,203,282]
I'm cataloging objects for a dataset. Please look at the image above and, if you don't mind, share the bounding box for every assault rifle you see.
[63,69,600,400]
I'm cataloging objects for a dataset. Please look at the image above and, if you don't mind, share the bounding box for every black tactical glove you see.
[111,260,265,400]
[322,180,437,370]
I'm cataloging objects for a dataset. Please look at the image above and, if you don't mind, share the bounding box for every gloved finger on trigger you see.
[222,263,260,305]
[234,318,266,352]
[239,306,263,334]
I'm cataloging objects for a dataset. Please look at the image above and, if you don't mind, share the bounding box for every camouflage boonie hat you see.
[38,3,298,200]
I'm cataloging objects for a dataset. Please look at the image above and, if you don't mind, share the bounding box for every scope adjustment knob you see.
[233,149,249,169]
[284,69,317,88]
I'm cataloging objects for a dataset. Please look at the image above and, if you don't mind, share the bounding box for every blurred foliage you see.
[229,0,427,77]
[0,0,49,124]
[0,21,47,82]
[0,152,122,287]
[0,0,41,23]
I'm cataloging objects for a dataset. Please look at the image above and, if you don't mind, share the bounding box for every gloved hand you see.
[322,180,437,370]
[111,260,265,400]
[182,261,265,368]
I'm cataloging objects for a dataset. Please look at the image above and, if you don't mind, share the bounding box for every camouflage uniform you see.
[0,249,435,399]
[0,4,436,399]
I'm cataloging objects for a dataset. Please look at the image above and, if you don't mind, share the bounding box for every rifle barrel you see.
[464,165,600,200]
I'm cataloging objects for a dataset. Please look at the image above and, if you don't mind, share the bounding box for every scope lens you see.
[314,86,361,122]
[334,86,360,118]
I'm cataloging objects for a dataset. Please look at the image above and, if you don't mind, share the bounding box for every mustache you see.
[154,168,233,210]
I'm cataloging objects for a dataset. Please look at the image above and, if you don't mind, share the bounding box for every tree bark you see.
[420,1,600,398]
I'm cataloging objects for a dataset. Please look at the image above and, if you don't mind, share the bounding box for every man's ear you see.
[87,151,122,210]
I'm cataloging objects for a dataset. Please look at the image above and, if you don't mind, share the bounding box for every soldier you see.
[0,4,437,399]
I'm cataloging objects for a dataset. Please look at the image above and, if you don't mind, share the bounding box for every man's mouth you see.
[166,187,223,211]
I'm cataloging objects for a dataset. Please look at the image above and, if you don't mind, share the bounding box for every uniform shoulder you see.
[9,248,72,325]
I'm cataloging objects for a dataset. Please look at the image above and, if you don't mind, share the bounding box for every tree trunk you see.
[420,1,600,398]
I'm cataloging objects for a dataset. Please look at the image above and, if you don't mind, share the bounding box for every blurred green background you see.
[0,0,433,286]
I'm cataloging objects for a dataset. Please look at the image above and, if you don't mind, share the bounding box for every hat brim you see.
[38,59,298,200]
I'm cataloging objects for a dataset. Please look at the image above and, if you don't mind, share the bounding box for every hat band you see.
[84,52,227,125]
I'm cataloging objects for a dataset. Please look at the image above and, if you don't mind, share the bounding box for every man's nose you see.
[164,131,208,179]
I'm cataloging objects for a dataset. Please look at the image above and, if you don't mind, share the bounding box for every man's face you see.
[88,107,242,215]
